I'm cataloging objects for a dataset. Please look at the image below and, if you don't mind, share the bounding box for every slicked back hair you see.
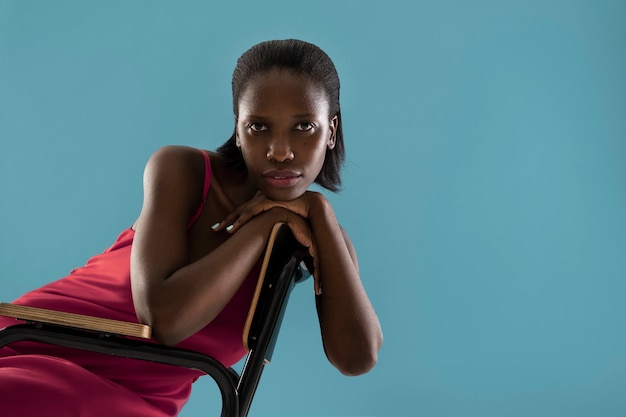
[216,39,345,192]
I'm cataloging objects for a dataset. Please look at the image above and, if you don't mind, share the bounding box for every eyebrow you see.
[245,113,317,120]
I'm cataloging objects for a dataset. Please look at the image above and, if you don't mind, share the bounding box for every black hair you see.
[216,39,345,192]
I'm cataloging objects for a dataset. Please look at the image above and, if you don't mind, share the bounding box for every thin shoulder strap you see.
[199,149,212,202]
[186,149,212,228]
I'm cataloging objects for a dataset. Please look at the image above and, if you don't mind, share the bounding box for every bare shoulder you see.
[144,146,211,188]
[147,145,206,171]
[133,146,208,229]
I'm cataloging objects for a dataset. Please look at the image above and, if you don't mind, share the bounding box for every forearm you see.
[311,198,383,375]
[133,212,278,346]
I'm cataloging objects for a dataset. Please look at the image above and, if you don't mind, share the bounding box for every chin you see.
[264,187,305,202]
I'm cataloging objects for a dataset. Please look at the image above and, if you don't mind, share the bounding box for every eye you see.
[247,123,267,132]
[295,122,316,131]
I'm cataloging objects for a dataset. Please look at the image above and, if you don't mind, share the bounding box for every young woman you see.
[0,39,382,417]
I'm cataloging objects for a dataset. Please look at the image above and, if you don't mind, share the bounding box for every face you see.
[236,69,338,201]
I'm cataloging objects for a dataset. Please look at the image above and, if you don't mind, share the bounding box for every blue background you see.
[1,1,625,416]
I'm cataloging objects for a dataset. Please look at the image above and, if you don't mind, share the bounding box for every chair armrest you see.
[0,303,151,339]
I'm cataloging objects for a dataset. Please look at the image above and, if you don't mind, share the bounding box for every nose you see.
[266,137,294,162]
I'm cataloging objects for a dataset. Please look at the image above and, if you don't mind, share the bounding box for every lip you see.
[262,169,302,188]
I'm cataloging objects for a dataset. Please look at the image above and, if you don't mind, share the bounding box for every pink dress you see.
[0,150,259,417]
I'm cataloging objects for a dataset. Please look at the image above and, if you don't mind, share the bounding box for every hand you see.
[212,191,323,234]
[212,193,323,293]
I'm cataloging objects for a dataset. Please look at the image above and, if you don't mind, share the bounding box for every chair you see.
[0,222,311,417]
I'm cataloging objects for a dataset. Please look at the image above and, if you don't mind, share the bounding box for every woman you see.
[0,39,382,417]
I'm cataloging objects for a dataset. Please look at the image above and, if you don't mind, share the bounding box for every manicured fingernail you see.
[211,222,220,230]
[226,224,234,232]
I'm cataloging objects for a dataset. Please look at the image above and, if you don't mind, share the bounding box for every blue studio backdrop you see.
[1,1,625,417]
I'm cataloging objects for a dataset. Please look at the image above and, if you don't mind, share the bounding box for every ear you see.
[234,116,241,147]
[235,127,241,148]
[328,115,338,150]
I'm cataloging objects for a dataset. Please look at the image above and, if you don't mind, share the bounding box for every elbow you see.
[147,319,186,347]
[329,333,383,377]
[136,305,187,347]
[134,288,222,347]
[133,285,195,346]
[331,349,379,376]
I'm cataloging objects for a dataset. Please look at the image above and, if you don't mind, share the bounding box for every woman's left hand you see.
[215,189,383,373]
[212,191,324,293]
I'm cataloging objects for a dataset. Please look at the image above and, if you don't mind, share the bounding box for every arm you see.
[308,195,383,376]
[214,191,383,375]
[130,146,286,346]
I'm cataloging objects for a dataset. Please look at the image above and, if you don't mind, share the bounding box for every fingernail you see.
[226,224,234,232]
[211,222,220,230]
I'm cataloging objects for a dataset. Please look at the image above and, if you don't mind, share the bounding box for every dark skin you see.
[130,69,382,376]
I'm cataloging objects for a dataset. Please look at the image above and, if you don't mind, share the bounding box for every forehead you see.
[238,69,329,115]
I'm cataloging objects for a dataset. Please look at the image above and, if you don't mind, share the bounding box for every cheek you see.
[299,139,326,159]
[312,143,328,169]
[241,146,261,164]
[239,143,260,167]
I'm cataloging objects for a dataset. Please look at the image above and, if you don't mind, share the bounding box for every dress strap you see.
[186,149,212,228]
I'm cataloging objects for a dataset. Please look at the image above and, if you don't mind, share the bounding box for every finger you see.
[226,201,275,233]
[284,219,319,294]
[212,192,266,232]
[211,206,245,232]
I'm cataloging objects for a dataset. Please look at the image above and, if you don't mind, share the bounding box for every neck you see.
[211,156,258,208]
[229,173,259,207]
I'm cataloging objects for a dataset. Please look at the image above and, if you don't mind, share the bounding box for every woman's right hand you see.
[211,191,320,232]
[214,198,321,293]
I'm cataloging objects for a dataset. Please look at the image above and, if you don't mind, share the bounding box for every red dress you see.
[0,150,258,416]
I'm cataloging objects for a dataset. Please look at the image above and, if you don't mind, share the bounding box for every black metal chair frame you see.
[0,223,310,417]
